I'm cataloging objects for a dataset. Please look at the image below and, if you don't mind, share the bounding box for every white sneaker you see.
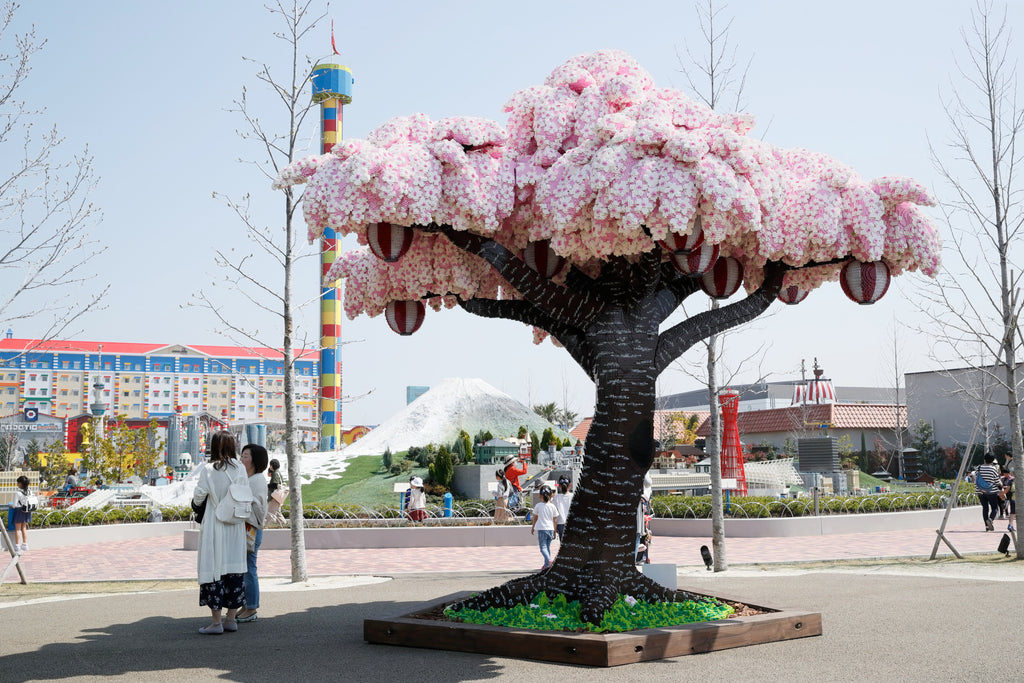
[20,543,28,552]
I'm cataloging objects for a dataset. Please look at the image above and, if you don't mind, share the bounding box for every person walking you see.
[236,443,268,624]
[503,453,528,512]
[11,475,34,552]
[265,459,286,526]
[406,476,427,521]
[635,472,653,564]
[493,469,511,523]
[191,431,249,634]
[530,485,560,570]
[975,454,1003,532]
[1001,466,1015,533]
[554,475,573,540]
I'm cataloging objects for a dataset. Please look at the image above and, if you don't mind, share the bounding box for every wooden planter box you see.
[364,590,822,667]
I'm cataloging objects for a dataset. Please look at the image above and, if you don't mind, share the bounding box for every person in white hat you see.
[502,452,528,512]
[406,476,427,522]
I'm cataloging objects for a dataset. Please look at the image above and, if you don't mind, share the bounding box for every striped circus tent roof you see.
[792,380,837,405]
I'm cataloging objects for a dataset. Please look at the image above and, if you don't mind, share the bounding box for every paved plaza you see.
[1,520,1021,681]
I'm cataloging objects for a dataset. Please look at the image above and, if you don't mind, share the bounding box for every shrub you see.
[389,459,415,476]
[430,445,454,489]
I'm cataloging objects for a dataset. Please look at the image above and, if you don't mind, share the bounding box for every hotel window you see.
[73,362,81,369]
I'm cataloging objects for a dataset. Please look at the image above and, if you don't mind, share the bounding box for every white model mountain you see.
[341,377,572,456]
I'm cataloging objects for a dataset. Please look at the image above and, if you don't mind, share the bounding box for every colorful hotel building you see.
[0,335,320,427]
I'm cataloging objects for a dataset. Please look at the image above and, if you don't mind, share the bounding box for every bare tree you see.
[675,0,756,571]
[191,0,327,581]
[920,1,1023,555]
[0,1,106,345]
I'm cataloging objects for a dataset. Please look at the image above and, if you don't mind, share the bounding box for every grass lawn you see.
[301,454,430,507]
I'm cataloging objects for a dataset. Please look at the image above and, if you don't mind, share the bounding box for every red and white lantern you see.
[367,222,415,262]
[777,285,809,305]
[699,256,743,300]
[840,260,890,305]
[522,239,565,279]
[659,220,705,255]
[385,300,425,336]
[671,242,719,276]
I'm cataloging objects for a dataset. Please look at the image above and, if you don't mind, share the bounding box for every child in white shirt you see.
[530,486,560,570]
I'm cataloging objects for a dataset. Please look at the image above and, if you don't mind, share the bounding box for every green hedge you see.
[1,490,976,529]
[652,490,974,519]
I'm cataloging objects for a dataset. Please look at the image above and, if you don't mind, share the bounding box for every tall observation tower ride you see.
[311,59,352,451]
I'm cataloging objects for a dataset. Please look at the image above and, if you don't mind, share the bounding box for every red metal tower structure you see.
[718,389,748,495]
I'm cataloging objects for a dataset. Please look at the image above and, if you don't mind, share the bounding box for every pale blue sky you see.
[7,0,1021,426]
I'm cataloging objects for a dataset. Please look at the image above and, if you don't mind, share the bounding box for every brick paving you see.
[3,521,1011,584]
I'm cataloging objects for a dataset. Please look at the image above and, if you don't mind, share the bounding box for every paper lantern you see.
[522,239,565,278]
[840,260,890,305]
[670,242,719,276]
[777,285,809,305]
[367,222,414,262]
[699,256,743,299]
[385,300,425,335]
[659,218,705,254]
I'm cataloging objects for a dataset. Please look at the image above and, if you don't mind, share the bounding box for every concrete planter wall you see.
[652,506,979,538]
[183,524,534,550]
[1,521,190,551]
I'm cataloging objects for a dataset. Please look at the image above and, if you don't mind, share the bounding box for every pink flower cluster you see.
[276,50,942,326]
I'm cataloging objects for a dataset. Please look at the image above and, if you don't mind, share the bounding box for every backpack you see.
[507,489,521,512]
[23,495,38,512]
[216,483,255,524]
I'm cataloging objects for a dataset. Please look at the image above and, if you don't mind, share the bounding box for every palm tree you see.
[532,402,558,423]
[557,408,579,431]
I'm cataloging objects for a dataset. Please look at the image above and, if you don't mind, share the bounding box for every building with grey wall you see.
[905,365,1016,449]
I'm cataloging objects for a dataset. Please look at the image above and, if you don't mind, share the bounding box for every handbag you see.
[216,483,255,524]
[245,523,257,552]
[191,498,207,523]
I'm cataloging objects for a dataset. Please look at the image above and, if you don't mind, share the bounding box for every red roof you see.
[0,338,317,359]
[696,403,906,436]
[569,409,711,444]
[570,417,593,442]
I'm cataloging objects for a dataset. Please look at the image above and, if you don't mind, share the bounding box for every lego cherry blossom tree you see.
[276,50,940,623]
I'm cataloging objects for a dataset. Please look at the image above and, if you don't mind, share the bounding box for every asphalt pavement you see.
[1,522,1022,681]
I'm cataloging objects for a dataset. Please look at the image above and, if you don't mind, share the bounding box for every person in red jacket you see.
[502,453,528,511]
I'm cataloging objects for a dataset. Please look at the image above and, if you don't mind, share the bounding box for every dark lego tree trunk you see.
[435,225,790,622]
[457,311,673,622]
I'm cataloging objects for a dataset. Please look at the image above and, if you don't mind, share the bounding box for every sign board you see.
[393,483,410,493]
[486,482,499,492]
[24,408,38,422]
[721,478,737,489]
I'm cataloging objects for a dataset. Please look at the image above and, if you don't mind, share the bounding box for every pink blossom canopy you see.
[276,50,941,326]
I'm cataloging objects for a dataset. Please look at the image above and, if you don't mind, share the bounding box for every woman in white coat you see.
[192,430,249,634]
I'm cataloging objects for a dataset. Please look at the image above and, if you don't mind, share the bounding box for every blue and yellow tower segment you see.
[312,61,352,450]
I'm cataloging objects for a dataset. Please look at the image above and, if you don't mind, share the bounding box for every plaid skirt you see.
[199,573,245,610]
